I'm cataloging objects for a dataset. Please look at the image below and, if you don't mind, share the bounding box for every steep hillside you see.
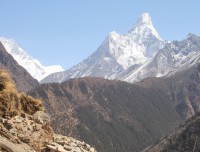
[30,77,181,152]
[0,42,38,92]
[0,69,96,152]
[143,114,200,152]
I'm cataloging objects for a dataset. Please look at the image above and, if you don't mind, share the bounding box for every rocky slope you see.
[143,114,200,152]
[0,69,96,152]
[30,77,182,152]
[0,37,64,81]
[0,42,38,92]
[41,13,164,83]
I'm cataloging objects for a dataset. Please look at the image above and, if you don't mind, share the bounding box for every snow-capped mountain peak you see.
[137,13,152,25]
[105,13,165,69]
[128,13,161,41]
[0,37,64,81]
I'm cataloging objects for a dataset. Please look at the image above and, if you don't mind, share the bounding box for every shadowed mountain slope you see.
[138,62,200,120]
[143,113,200,152]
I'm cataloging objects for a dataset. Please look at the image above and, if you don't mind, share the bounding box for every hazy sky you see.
[0,1,200,69]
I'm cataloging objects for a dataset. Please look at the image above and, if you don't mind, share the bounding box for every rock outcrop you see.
[0,113,96,152]
[44,134,96,152]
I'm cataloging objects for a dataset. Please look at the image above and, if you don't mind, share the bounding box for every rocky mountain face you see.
[30,77,182,152]
[0,69,96,152]
[41,13,164,83]
[0,42,38,92]
[143,114,200,152]
[0,37,64,81]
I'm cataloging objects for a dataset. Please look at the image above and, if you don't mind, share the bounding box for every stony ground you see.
[0,112,96,152]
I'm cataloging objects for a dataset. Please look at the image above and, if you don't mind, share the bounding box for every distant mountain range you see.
[1,13,200,85]
[40,13,200,84]
[0,37,64,81]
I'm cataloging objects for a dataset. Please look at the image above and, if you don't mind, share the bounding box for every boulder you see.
[33,111,50,126]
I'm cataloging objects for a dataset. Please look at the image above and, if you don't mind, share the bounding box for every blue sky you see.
[0,1,200,69]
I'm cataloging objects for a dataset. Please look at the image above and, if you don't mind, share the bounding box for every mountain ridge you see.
[121,33,200,83]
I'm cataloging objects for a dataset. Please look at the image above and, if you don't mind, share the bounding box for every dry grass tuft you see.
[0,69,43,117]
[0,69,16,93]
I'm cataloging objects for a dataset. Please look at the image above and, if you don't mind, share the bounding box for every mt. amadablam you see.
[42,13,200,84]
[41,13,165,83]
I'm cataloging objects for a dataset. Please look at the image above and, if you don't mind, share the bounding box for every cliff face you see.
[0,69,96,152]
[0,42,39,92]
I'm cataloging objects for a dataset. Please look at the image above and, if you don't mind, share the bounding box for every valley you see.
[0,10,200,152]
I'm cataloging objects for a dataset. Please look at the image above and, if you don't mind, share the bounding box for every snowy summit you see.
[0,37,64,81]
